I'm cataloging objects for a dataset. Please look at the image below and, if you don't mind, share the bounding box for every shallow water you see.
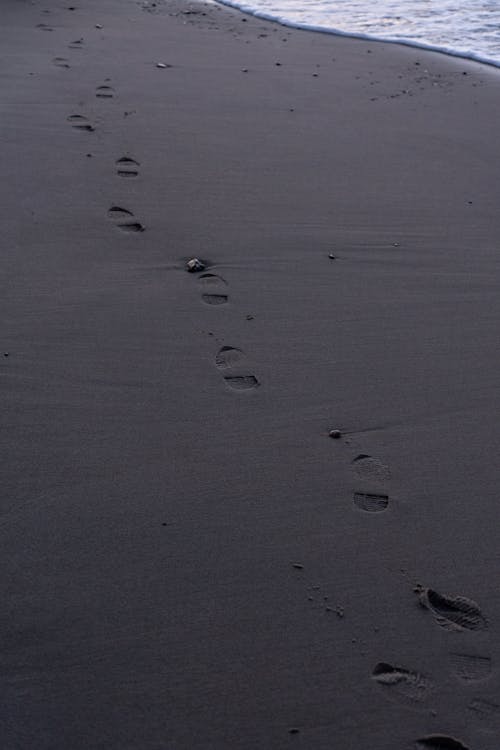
[215,0,500,67]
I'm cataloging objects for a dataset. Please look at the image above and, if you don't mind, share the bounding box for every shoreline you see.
[2,0,500,748]
[213,0,500,72]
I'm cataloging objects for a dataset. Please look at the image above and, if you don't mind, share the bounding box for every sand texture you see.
[2,0,500,748]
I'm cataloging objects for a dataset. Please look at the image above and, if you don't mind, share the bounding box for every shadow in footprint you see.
[68,38,84,49]
[416,736,469,750]
[107,206,144,233]
[53,57,70,68]
[96,85,114,99]
[215,346,259,390]
[67,114,94,132]
[417,587,487,632]
[116,157,140,177]
[372,662,432,707]
[199,273,228,305]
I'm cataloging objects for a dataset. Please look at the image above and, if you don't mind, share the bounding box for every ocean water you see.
[215,0,500,67]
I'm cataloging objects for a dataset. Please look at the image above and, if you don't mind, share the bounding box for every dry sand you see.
[2,0,500,748]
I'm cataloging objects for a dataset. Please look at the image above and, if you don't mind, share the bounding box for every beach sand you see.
[2,0,500,747]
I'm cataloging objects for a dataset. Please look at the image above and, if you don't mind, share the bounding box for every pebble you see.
[95,24,102,29]
[186,258,205,273]
[328,253,335,260]
[329,429,342,439]
[292,563,304,570]
[156,62,167,69]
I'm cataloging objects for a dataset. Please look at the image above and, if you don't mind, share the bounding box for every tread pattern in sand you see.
[214,346,259,390]
[450,653,492,682]
[199,273,228,305]
[353,491,388,513]
[372,662,432,706]
[416,737,469,750]
[116,157,140,177]
[107,206,144,233]
[352,454,391,483]
[418,588,487,632]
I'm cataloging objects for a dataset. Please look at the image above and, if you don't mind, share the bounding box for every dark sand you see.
[2,0,500,747]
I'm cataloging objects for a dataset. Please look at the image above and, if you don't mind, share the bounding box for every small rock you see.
[4,352,9,357]
[392,242,400,247]
[186,258,205,273]
[292,563,304,570]
[328,253,335,260]
[156,62,167,69]
[241,68,248,73]
[95,24,102,29]
[289,728,300,735]
[246,314,254,320]
[329,429,342,439]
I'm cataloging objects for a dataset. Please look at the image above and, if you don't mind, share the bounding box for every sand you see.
[2,0,500,748]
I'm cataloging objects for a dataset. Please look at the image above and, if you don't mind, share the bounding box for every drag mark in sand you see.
[416,736,469,750]
[107,206,144,233]
[199,273,228,305]
[450,653,492,682]
[67,114,94,132]
[353,491,388,513]
[215,346,259,390]
[116,157,140,178]
[417,587,487,631]
[372,662,433,706]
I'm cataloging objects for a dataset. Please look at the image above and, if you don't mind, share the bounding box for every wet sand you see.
[2,0,500,748]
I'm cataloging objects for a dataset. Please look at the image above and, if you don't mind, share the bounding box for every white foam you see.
[213,0,500,70]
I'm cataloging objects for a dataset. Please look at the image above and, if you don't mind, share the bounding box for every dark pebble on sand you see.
[329,429,341,439]
[328,253,335,259]
[246,314,254,320]
[4,352,9,357]
[292,563,304,570]
[289,728,300,735]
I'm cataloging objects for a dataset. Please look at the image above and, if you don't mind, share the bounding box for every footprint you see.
[199,273,228,305]
[450,653,492,682]
[416,737,469,750]
[352,454,391,483]
[214,346,259,390]
[467,697,500,721]
[372,662,432,706]
[417,587,487,632]
[53,57,70,68]
[67,114,94,132]
[107,206,144,233]
[96,85,114,99]
[353,492,389,513]
[116,157,140,178]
